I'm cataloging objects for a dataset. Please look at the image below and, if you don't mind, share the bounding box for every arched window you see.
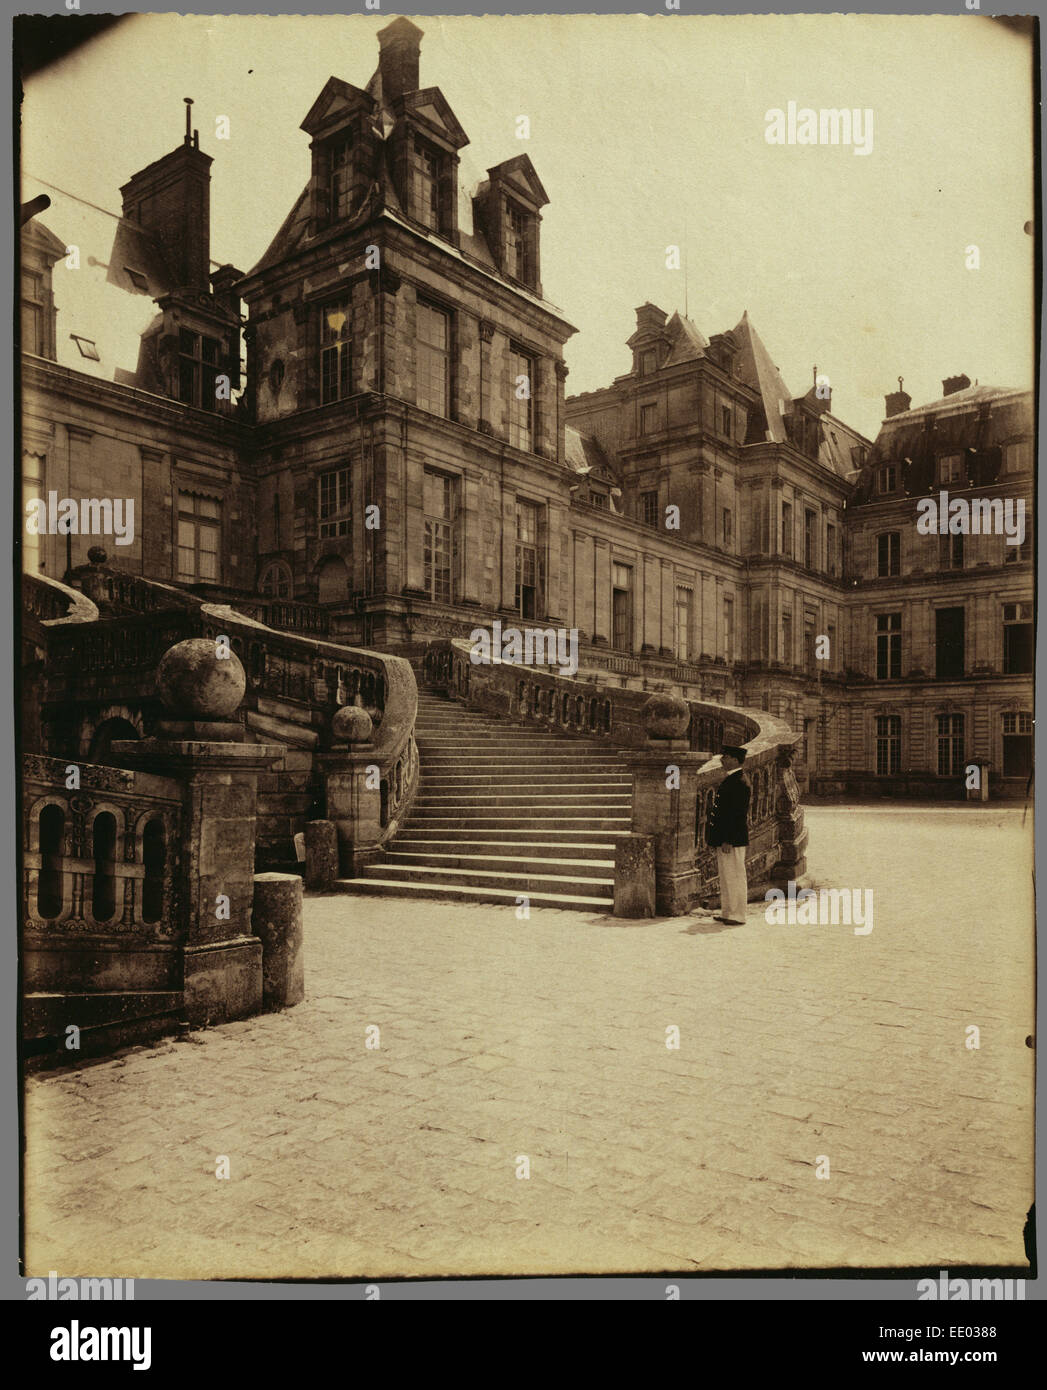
[259,561,292,598]
[142,818,166,925]
[91,812,117,924]
[37,804,64,920]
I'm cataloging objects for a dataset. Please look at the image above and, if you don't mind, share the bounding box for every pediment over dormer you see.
[486,154,549,209]
[300,78,375,140]
[401,87,469,150]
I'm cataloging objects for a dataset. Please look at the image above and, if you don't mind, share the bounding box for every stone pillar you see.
[614,834,656,919]
[252,872,305,1009]
[771,744,808,886]
[621,694,706,915]
[319,704,383,875]
[592,538,611,644]
[114,639,283,1028]
[305,819,338,890]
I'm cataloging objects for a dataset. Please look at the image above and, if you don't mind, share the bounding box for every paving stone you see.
[23,808,1033,1278]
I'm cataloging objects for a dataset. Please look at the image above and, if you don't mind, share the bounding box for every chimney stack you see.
[120,101,212,292]
[884,376,911,419]
[942,373,972,397]
[634,302,668,336]
[377,17,424,103]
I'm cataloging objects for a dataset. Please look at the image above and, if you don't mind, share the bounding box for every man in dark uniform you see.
[704,744,751,924]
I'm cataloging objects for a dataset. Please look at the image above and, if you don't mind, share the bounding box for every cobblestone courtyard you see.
[24,807,1034,1280]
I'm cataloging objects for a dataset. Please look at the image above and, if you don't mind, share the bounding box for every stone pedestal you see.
[113,638,283,1028]
[613,834,656,919]
[320,748,383,876]
[252,873,305,1009]
[621,746,708,916]
[305,819,339,890]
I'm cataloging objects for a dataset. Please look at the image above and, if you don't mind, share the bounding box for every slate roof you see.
[730,310,792,445]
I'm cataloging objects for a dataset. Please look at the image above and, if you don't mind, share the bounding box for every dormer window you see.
[410,137,444,232]
[878,464,897,494]
[504,199,536,287]
[178,329,219,409]
[329,135,355,221]
[639,350,657,376]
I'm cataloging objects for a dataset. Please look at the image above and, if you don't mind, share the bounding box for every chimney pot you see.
[942,373,972,397]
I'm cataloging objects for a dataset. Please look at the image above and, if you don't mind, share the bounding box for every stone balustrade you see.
[419,636,807,916]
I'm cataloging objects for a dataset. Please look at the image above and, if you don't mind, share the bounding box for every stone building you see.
[21,17,1034,800]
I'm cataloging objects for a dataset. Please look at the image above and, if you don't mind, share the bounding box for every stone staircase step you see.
[339,879,614,910]
[382,850,614,875]
[360,861,613,894]
[391,837,618,861]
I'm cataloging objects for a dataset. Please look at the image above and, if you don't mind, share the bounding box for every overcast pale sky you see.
[20,12,1035,440]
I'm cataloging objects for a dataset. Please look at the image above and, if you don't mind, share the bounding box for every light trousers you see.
[716,844,748,921]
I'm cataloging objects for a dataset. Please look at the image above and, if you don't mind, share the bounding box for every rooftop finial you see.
[183,97,193,146]
[898,375,904,391]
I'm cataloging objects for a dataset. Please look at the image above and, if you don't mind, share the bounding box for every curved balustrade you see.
[420,636,806,914]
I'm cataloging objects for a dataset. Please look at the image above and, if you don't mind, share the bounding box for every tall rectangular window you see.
[329,135,354,221]
[875,715,901,775]
[936,713,965,777]
[640,490,659,528]
[781,609,792,666]
[178,329,219,410]
[723,595,734,663]
[318,467,351,538]
[781,502,793,557]
[21,270,44,355]
[514,500,543,619]
[826,522,838,577]
[878,465,897,494]
[410,138,442,231]
[939,532,964,570]
[1002,712,1033,777]
[877,531,900,577]
[177,492,221,583]
[804,607,818,671]
[320,299,351,404]
[504,200,535,286]
[804,509,817,568]
[722,508,733,549]
[876,612,901,679]
[674,587,693,662]
[935,606,965,679]
[416,300,450,417]
[640,404,657,435]
[720,404,732,438]
[1003,603,1033,674]
[611,563,633,651]
[509,346,535,451]
[423,469,458,604]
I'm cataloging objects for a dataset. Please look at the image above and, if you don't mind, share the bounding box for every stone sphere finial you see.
[642,691,690,740]
[156,637,246,718]
[332,704,373,744]
[87,546,108,566]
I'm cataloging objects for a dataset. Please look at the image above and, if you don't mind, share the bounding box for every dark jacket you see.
[706,769,751,848]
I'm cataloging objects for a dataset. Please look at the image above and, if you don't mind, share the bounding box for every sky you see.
[19,12,1036,441]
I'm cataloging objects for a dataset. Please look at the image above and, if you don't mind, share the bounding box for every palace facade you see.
[21,17,1034,798]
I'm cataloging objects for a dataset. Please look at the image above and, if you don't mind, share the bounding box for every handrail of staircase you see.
[32,564,419,868]
[419,635,806,914]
